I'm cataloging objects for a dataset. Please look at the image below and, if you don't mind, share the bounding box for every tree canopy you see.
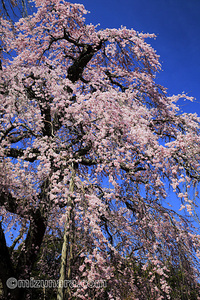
[0,1,200,299]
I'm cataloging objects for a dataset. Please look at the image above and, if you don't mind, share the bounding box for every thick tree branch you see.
[9,230,24,254]
[4,147,39,162]
[67,40,103,83]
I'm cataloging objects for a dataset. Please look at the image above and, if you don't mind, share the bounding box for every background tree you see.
[0,1,200,299]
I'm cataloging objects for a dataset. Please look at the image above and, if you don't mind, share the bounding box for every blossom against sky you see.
[71,0,200,115]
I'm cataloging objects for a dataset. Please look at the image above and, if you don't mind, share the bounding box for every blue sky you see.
[69,0,200,116]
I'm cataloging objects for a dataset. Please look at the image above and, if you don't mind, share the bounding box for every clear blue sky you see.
[70,0,200,116]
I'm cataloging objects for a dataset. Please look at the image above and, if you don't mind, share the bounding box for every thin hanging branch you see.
[0,0,30,19]
[57,163,76,300]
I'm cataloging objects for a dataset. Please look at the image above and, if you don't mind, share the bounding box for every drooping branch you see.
[173,153,200,181]
[105,70,127,92]
[57,163,76,300]
[0,0,30,18]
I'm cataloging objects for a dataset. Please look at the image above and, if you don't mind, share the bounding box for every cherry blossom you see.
[0,1,200,299]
